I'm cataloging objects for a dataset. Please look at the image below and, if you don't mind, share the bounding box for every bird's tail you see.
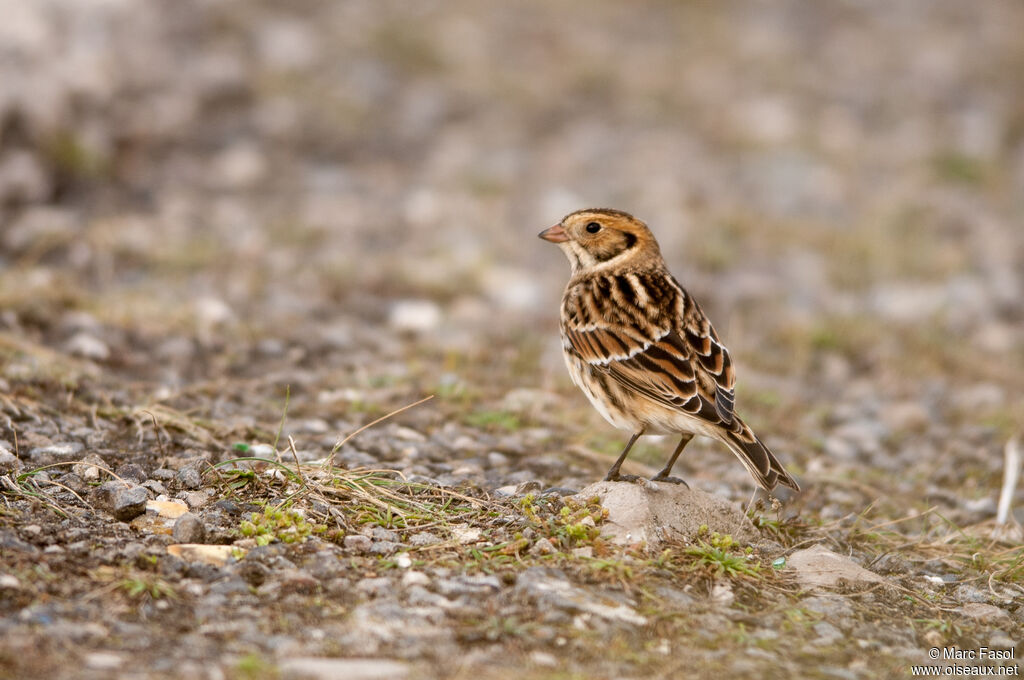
[723,417,800,493]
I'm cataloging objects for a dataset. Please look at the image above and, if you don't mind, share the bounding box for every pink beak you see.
[538,224,569,243]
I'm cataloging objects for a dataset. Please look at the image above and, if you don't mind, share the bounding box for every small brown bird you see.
[539,208,799,493]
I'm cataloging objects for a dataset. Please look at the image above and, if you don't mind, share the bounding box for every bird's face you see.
[539,208,658,274]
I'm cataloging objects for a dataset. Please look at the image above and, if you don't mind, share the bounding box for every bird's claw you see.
[650,475,690,488]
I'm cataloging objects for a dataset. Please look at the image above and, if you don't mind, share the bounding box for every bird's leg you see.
[603,430,644,482]
[650,433,694,486]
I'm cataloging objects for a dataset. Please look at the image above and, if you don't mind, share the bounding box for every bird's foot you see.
[649,474,690,488]
[603,472,644,483]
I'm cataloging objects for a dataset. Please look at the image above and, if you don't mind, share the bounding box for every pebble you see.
[957,603,1012,626]
[166,544,240,567]
[152,468,176,481]
[147,500,190,518]
[90,481,149,521]
[182,490,211,509]
[799,595,855,624]
[356,577,393,598]
[388,300,442,334]
[811,622,844,645]
[954,583,989,604]
[115,463,149,484]
[84,652,124,670]
[172,512,206,543]
[176,466,203,490]
[407,532,441,547]
[72,453,107,482]
[401,571,430,588]
[28,442,84,464]
[369,541,402,556]
[0,448,22,473]
[64,332,110,360]
[344,535,373,552]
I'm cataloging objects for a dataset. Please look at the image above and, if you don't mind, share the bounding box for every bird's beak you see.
[538,224,569,243]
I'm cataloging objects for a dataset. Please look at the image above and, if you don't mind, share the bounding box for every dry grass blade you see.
[324,394,435,469]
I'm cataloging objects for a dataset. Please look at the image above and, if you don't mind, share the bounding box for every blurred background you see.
[0,0,1021,507]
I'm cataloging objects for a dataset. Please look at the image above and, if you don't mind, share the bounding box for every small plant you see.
[231,652,279,680]
[119,576,176,601]
[465,409,521,431]
[685,530,760,578]
[238,505,322,546]
[518,494,607,552]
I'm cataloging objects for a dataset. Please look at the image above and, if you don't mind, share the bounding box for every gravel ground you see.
[1,1,1022,678]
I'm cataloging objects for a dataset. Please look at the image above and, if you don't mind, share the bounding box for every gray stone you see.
[175,466,203,489]
[370,527,400,542]
[574,480,757,550]
[172,513,206,543]
[0,530,38,554]
[953,583,988,604]
[811,621,844,645]
[90,481,149,521]
[369,541,402,556]
[152,468,176,481]
[407,532,441,547]
[182,490,211,509]
[356,577,393,598]
[72,454,107,482]
[65,332,110,360]
[28,442,84,464]
[0,448,22,473]
[434,575,501,599]
[957,603,1012,626]
[799,595,855,624]
[112,486,149,522]
[114,463,148,484]
[344,535,372,552]
[514,567,646,625]
[141,479,167,495]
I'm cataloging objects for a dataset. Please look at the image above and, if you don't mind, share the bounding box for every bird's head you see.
[538,208,660,274]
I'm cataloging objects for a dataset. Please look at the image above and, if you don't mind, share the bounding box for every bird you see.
[539,208,800,494]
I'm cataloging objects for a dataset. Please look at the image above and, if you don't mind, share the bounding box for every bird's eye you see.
[585,222,601,233]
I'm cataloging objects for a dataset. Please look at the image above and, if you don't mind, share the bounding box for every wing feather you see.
[562,272,738,428]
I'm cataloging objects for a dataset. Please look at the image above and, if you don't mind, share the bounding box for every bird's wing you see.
[562,273,737,427]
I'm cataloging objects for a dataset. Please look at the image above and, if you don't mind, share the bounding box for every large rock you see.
[575,480,757,550]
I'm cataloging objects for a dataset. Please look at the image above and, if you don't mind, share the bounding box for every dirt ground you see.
[1,1,1022,679]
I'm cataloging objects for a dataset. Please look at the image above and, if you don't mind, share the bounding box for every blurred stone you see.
[72,453,107,482]
[388,300,442,333]
[29,442,83,464]
[211,143,267,190]
[0,150,51,204]
[0,447,22,473]
[278,657,409,680]
[344,535,372,552]
[514,567,646,625]
[257,20,317,71]
[957,603,1012,626]
[147,500,189,519]
[64,332,110,360]
[167,544,239,567]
